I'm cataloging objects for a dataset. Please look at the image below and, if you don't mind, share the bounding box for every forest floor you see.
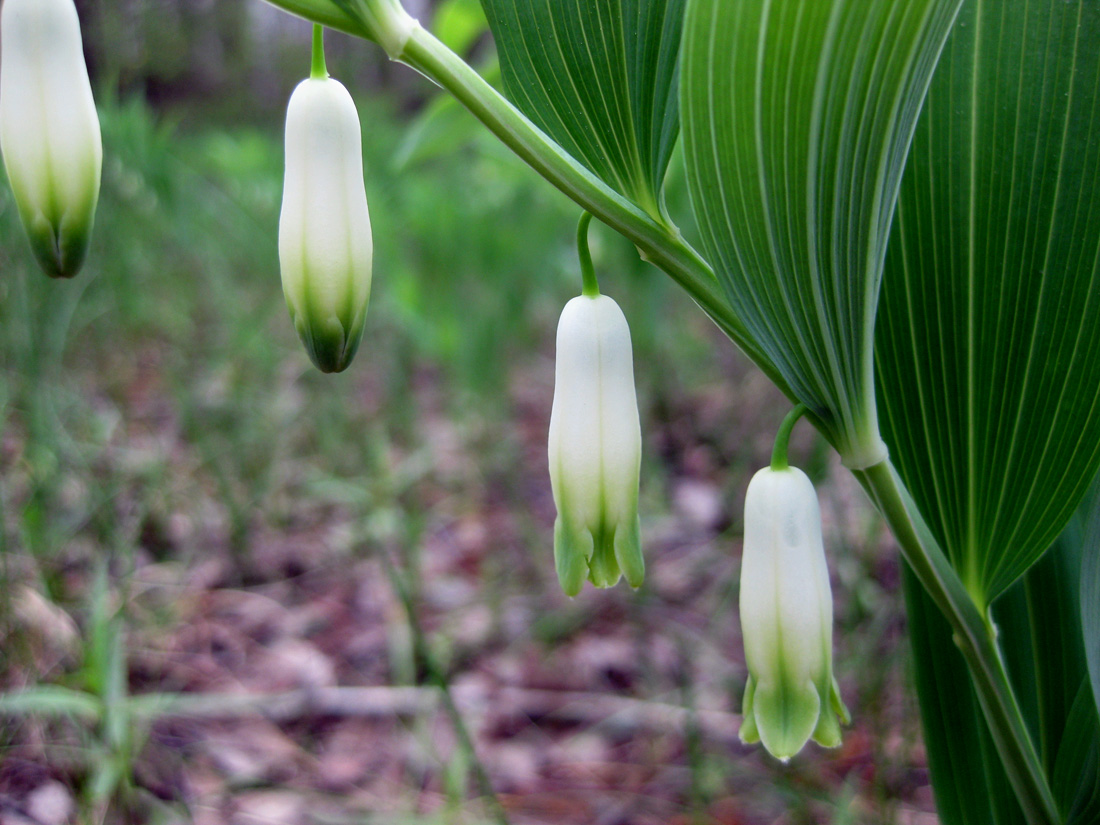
[0,351,933,825]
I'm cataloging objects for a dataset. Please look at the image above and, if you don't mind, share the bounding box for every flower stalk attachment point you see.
[739,407,849,761]
[0,0,102,279]
[278,26,373,374]
[548,217,643,596]
[345,0,419,58]
[576,212,600,298]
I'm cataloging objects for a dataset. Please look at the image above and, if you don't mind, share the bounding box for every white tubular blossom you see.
[548,294,644,596]
[0,0,102,278]
[279,75,372,374]
[739,466,849,761]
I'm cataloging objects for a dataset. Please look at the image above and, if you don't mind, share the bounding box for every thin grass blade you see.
[0,686,102,721]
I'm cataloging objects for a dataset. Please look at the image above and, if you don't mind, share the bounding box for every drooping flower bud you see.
[739,465,849,760]
[278,74,372,374]
[548,294,644,596]
[0,0,102,279]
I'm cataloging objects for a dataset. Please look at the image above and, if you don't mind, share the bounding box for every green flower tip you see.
[739,673,849,761]
[278,74,373,375]
[554,514,643,597]
[548,294,644,597]
[1,0,103,280]
[26,211,95,279]
[738,465,849,761]
[291,309,365,374]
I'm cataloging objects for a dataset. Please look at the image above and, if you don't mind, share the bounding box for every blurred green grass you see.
[0,90,924,825]
[0,88,724,609]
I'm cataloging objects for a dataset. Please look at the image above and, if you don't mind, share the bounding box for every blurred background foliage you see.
[0,0,742,575]
[0,2,930,823]
[74,0,463,124]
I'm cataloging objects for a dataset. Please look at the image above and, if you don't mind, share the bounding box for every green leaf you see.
[903,563,1026,825]
[998,506,1090,782]
[1055,682,1100,825]
[479,0,685,218]
[680,0,962,467]
[393,59,502,171]
[904,492,1099,825]
[259,0,365,38]
[1083,477,1100,721]
[1017,487,1100,823]
[877,0,1100,607]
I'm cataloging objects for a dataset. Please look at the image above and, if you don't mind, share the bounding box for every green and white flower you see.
[0,0,102,279]
[548,294,644,596]
[278,72,372,374]
[739,465,849,761]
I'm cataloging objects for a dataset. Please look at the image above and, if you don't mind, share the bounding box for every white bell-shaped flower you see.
[739,465,849,760]
[548,294,644,596]
[279,75,372,373]
[0,0,102,278]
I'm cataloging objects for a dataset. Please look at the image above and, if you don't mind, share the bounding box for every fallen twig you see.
[121,684,742,745]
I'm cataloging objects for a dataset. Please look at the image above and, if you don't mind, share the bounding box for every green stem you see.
[577,212,599,297]
[770,404,808,471]
[260,0,796,400]
[261,0,364,37]
[391,25,796,399]
[311,24,328,79]
[853,460,1060,825]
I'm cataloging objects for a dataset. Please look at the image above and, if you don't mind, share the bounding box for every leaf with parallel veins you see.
[479,0,685,219]
[877,0,1100,607]
[680,0,962,467]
